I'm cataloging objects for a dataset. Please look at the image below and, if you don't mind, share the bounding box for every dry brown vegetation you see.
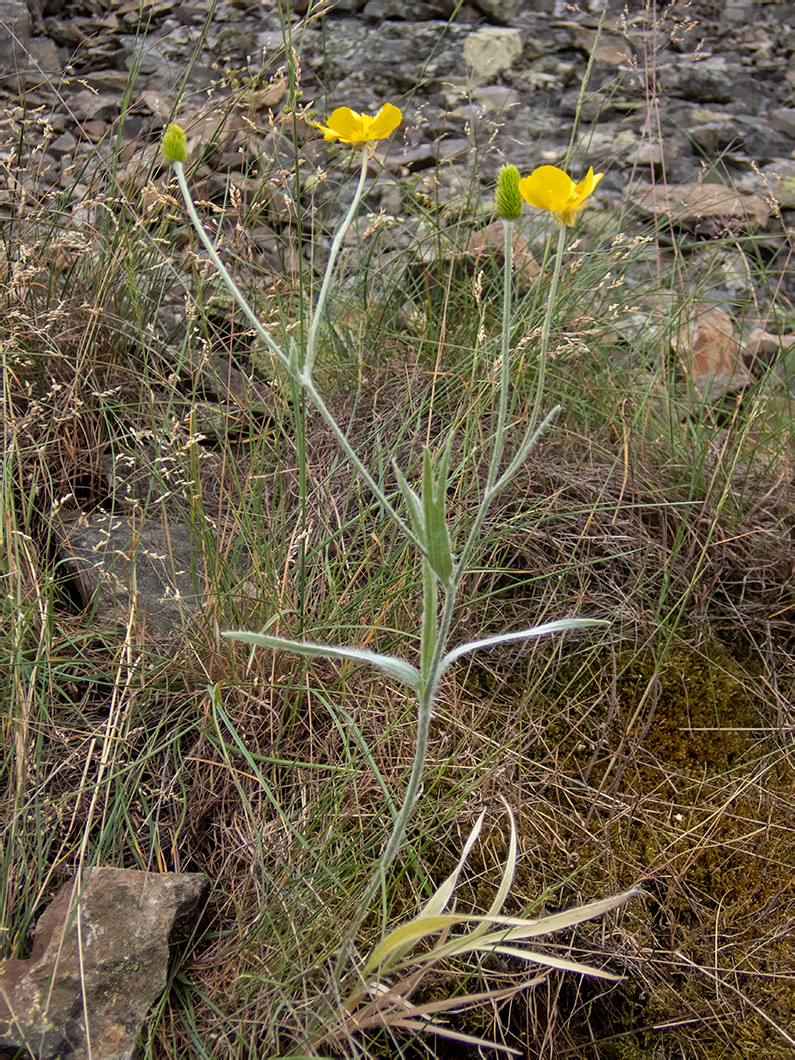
[1,41,794,1060]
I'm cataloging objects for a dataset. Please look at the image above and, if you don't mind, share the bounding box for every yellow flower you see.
[315,103,402,146]
[518,165,603,226]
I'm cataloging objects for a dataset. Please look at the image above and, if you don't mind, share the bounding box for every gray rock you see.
[51,509,214,629]
[292,0,366,11]
[625,137,685,175]
[741,123,795,164]
[62,69,135,92]
[729,75,774,113]
[559,87,642,120]
[471,84,521,112]
[315,20,471,99]
[210,20,262,65]
[770,107,795,139]
[686,114,746,156]
[667,55,735,103]
[46,130,77,158]
[22,35,62,80]
[386,138,468,171]
[363,0,455,17]
[0,0,31,79]
[583,125,639,163]
[472,0,528,20]
[721,0,757,24]
[66,89,121,122]
[0,868,208,1060]
[628,180,770,227]
[463,27,523,85]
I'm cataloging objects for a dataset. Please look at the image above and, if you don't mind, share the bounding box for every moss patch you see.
[441,635,795,1057]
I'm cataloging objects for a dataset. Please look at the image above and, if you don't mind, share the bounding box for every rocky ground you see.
[2,0,795,338]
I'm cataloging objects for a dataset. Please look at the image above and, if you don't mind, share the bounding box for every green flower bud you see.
[496,164,522,220]
[161,123,187,165]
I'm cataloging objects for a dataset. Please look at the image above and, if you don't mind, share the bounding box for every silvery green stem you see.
[483,218,514,497]
[339,216,571,963]
[337,558,454,967]
[449,219,518,579]
[173,161,287,368]
[367,223,574,935]
[172,156,424,554]
[334,219,527,960]
[526,222,568,443]
[454,221,568,577]
[305,144,370,375]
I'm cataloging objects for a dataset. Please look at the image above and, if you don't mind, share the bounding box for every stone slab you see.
[0,868,209,1060]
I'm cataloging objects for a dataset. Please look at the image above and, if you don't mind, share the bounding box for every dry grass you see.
[1,33,794,1060]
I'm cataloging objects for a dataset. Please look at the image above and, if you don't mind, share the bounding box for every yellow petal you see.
[367,103,402,140]
[325,107,366,143]
[316,103,402,146]
[518,166,575,213]
[314,121,336,140]
[571,167,603,205]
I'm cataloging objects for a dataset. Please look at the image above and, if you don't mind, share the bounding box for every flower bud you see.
[161,124,187,165]
[496,164,522,220]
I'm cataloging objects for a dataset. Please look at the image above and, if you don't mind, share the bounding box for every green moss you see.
[452,634,794,1057]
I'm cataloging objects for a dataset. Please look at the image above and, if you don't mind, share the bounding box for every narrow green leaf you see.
[372,887,640,979]
[420,556,438,683]
[387,1019,523,1054]
[439,618,609,674]
[477,886,640,942]
[364,914,463,972]
[408,887,641,969]
[481,797,516,923]
[392,460,425,536]
[422,448,454,585]
[420,809,486,918]
[377,981,539,1021]
[224,631,421,690]
[482,946,623,980]
[426,799,516,959]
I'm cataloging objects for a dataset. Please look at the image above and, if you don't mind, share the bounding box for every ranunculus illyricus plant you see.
[519,164,603,226]
[314,103,402,146]
[160,109,626,1037]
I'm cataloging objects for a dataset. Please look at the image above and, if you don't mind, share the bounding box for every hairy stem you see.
[306,145,370,374]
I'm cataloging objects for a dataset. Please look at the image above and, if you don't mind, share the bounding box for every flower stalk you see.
[166,127,422,552]
[527,220,569,443]
[305,144,370,375]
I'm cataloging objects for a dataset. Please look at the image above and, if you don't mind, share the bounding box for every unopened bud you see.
[161,124,187,165]
[496,164,522,220]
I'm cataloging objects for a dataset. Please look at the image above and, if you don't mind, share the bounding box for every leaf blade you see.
[439,618,609,674]
[224,631,421,690]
